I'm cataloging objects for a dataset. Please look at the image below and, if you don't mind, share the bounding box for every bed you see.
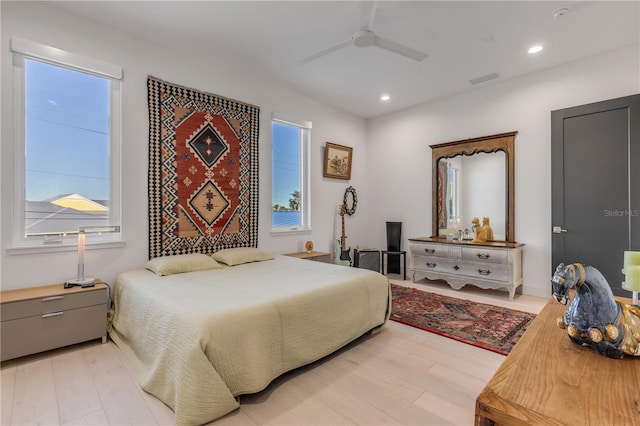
[108,251,391,425]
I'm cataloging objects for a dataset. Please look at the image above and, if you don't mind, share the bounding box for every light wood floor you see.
[1,277,548,425]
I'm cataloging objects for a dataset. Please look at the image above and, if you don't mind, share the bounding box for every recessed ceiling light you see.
[380,94,390,101]
[528,45,543,54]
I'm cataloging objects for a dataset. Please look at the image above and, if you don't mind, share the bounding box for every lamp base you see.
[64,278,95,288]
[622,281,639,305]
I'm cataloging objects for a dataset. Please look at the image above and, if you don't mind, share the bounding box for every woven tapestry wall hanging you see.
[148,77,260,259]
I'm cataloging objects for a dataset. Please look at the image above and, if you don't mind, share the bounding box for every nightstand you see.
[283,251,331,263]
[0,281,108,362]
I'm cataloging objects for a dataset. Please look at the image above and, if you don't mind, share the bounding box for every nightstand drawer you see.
[0,304,106,361]
[1,289,106,321]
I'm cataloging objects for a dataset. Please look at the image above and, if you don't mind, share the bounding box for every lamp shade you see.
[624,266,640,292]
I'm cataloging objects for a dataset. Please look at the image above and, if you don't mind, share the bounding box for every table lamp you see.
[65,225,120,288]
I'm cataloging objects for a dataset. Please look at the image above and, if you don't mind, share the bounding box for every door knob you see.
[553,226,568,234]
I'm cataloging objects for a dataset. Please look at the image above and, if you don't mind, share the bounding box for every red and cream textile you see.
[147,77,259,258]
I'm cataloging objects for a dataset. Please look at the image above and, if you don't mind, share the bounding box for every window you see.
[10,38,122,249]
[271,113,311,232]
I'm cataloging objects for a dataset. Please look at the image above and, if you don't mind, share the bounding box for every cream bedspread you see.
[108,255,391,425]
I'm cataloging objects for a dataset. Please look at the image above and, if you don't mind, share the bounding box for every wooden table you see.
[282,251,330,263]
[475,296,640,425]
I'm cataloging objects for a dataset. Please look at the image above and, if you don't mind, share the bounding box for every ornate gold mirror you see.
[430,131,517,242]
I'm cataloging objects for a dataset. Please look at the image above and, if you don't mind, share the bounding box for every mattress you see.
[108,255,391,425]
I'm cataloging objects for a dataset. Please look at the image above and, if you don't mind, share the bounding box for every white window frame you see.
[8,37,123,254]
[270,112,311,234]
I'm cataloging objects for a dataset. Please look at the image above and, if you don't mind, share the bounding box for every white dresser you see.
[409,237,524,301]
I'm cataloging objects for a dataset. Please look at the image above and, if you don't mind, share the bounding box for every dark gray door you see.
[551,94,639,297]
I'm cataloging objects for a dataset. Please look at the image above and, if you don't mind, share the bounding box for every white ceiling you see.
[50,1,640,119]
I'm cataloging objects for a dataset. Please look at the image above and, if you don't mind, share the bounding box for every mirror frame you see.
[430,131,517,242]
[343,186,357,216]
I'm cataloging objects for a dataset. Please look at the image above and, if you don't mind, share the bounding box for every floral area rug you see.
[390,283,536,355]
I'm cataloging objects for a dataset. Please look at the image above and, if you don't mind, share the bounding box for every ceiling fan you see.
[298,1,428,65]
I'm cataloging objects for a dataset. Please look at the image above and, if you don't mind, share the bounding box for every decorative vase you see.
[305,241,313,253]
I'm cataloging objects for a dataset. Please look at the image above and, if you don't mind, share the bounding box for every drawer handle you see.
[424,248,435,254]
[426,262,437,268]
[42,296,64,302]
[478,269,492,276]
[476,253,490,260]
[453,265,460,271]
[42,312,64,319]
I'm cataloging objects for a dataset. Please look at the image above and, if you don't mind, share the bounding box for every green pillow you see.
[146,253,223,276]
[211,247,274,266]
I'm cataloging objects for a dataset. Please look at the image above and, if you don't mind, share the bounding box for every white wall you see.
[365,44,640,298]
[0,2,368,290]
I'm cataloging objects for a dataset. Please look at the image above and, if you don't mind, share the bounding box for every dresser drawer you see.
[1,288,106,321]
[412,255,461,275]
[462,247,509,264]
[458,262,509,282]
[410,242,454,259]
[0,304,106,361]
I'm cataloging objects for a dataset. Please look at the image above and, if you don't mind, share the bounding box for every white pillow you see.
[146,253,223,276]
[211,247,274,266]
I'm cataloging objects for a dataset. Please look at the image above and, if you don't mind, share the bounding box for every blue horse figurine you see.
[551,262,640,359]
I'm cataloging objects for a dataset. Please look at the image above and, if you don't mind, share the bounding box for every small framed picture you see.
[323,142,353,180]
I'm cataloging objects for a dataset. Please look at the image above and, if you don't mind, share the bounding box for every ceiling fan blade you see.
[297,39,351,65]
[357,0,378,30]
[373,35,428,62]
[367,0,378,30]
